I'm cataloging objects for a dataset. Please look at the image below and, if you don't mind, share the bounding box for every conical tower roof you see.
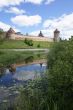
[38,31,44,37]
[54,29,60,33]
[7,27,15,34]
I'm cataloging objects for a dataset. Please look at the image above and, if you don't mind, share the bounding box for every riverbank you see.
[0,50,47,67]
[0,40,53,49]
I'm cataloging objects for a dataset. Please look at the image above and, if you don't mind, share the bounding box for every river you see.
[0,59,47,104]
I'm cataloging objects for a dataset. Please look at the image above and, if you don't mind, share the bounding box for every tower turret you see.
[6,27,15,39]
[54,29,60,42]
[38,31,44,37]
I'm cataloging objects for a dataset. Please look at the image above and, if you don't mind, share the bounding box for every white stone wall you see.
[54,32,60,42]
[10,34,53,42]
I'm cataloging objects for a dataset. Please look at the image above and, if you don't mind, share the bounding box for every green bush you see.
[37,44,40,48]
[15,78,49,110]
[24,38,33,46]
[47,40,73,110]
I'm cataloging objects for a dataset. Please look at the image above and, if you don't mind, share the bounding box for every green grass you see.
[0,40,53,49]
[33,41,53,48]
[0,50,47,66]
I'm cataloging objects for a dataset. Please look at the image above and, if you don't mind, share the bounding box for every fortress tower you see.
[6,27,15,39]
[54,29,60,42]
[38,31,44,37]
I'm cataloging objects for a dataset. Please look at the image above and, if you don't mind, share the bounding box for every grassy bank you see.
[0,50,47,67]
[0,40,53,49]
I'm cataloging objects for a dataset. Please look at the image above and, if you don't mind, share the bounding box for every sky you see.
[0,0,73,39]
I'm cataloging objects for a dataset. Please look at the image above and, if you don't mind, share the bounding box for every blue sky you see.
[0,0,73,39]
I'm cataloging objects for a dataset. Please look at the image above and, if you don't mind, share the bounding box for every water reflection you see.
[24,56,34,64]
[8,64,16,72]
[8,56,34,72]
[0,52,47,104]
[0,67,6,78]
[13,71,35,81]
[14,63,46,81]
[0,63,46,104]
[0,62,46,87]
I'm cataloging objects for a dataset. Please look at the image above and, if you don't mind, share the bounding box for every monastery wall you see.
[10,34,53,42]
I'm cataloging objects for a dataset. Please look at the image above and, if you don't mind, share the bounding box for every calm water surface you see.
[0,63,46,103]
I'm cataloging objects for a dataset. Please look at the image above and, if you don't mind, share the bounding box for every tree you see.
[70,36,73,41]
[47,40,73,110]
[0,30,5,45]
[24,38,33,46]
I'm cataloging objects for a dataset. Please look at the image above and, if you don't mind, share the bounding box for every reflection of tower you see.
[40,63,43,67]
[54,29,60,42]
[40,63,44,78]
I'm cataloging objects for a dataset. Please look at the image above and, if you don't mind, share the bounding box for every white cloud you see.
[30,30,40,36]
[0,22,10,31]
[0,0,24,8]
[25,0,44,4]
[43,13,73,39]
[24,0,55,4]
[0,21,20,32]
[6,7,26,15]
[13,27,20,32]
[0,0,55,8]
[45,0,55,4]
[30,29,53,38]
[11,15,42,26]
